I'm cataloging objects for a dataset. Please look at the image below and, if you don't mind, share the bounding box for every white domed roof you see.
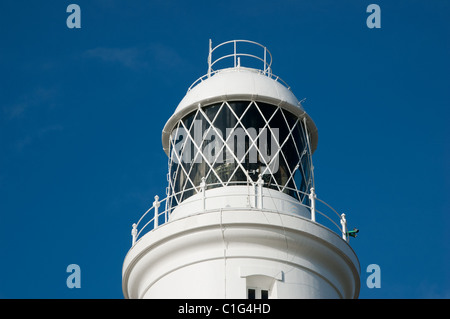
[176,67,301,114]
[162,67,318,155]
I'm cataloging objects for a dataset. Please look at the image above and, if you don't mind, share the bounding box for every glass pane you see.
[167,101,312,207]
[280,108,297,129]
[282,135,300,172]
[248,289,256,299]
[268,108,290,141]
[240,101,263,129]
[228,165,246,184]
[203,102,223,122]
[205,169,220,189]
[228,101,250,119]
[181,109,197,133]
[256,101,278,122]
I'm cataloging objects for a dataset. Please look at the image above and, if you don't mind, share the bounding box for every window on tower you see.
[247,288,269,299]
[247,288,256,299]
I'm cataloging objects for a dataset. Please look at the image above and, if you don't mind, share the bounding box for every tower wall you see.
[122,210,360,299]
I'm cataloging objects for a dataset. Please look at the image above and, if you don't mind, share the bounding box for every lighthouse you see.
[122,40,360,299]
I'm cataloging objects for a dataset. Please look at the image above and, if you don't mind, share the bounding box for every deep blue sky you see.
[0,0,448,298]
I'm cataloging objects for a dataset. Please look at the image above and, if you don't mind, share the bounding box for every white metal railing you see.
[208,39,272,76]
[187,39,292,92]
[129,178,354,247]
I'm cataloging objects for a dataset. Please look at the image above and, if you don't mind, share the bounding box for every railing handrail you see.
[186,39,291,93]
[130,181,351,246]
[209,39,273,74]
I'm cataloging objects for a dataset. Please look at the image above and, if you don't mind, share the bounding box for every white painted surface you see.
[168,185,311,221]
[123,41,359,299]
[162,67,318,155]
[122,209,360,299]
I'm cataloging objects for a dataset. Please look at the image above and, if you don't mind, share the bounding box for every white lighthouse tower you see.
[122,40,360,299]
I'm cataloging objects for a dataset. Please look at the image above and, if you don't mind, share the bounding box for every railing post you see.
[200,177,206,211]
[341,213,348,242]
[263,47,267,74]
[131,223,137,246]
[153,195,160,228]
[257,174,264,209]
[233,40,237,67]
[309,187,316,222]
[207,39,212,77]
